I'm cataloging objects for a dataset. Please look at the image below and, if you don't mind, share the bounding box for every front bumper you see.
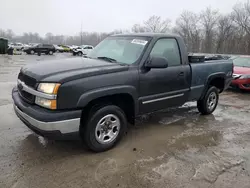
[12,87,81,139]
[231,78,250,91]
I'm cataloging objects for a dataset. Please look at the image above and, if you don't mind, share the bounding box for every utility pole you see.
[80,20,83,45]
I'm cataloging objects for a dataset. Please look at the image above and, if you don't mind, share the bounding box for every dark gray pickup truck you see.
[12,33,233,152]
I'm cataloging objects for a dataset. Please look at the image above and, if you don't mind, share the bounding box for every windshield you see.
[88,36,150,64]
[233,56,250,68]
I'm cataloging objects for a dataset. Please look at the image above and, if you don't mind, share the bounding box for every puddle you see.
[167,131,221,150]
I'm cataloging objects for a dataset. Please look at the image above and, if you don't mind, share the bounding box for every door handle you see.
[179,72,184,76]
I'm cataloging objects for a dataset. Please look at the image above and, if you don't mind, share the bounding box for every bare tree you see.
[216,14,234,53]
[5,29,14,39]
[0,29,13,39]
[0,29,6,38]
[233,1,250,34]
[144,15,171,33]
[200,7,219,53]
[174,11,201,52]
[233,1,250,54]
[45,32,53,44]
[131,24,148,33]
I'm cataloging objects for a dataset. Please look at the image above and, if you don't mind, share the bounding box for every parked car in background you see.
[59,45,71,52]
[54,45,64,53]
[28,43,39,47]
[23,44,31,50]
[24,44,56,55]
[72,45,94,56]
[69,45,79,51]
[204,55,229,61]
[231,56,250,91]
[9,43,24,51]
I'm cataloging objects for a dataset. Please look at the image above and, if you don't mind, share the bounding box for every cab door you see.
[139,38,190,114]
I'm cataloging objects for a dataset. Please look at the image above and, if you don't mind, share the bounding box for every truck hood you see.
[21,57,129,83]
[234,66,250,75]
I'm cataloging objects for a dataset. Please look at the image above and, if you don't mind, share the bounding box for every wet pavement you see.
[1,54,250,188]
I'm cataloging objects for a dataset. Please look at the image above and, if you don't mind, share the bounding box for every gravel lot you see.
[1,54,250,188]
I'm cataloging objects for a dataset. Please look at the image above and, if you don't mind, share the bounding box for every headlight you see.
[37,83,60,94]
[36,83,60,109]
[239,75,250,79]
[35,97,57,109]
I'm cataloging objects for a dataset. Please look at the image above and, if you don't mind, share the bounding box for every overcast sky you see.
[0,0,241,36]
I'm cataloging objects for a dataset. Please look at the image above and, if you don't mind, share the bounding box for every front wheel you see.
[197,86,219,115]
[78,51,83,56]
[49,50,53,55]
[82,105,127,152]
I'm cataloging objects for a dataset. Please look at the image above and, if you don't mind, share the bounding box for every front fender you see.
[76,85,139,114]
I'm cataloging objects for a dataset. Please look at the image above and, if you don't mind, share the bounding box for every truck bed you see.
[188,59,233,100]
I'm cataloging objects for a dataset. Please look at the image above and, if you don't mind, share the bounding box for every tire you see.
[30,50,35,54]
[82,105,127,152]
[49,50,53,55]
[78,51,83,56]
[197,86,219,115]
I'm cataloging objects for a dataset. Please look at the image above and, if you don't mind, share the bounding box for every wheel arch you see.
[77,86,138,125]
[200,72,226,99]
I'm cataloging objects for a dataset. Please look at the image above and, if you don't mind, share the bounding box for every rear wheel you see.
[197,86,219,115]
[82,105,127,152]
[49,50,53,55]
[30,50,35,54]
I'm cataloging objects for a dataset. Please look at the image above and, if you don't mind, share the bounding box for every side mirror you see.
[145,56,168,69]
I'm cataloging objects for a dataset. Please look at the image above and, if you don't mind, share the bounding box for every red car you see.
[231,56,250,91]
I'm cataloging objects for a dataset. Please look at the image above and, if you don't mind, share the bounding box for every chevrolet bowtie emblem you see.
[18,82,23,90]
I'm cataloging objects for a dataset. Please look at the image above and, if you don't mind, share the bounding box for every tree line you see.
[1,0,250,54]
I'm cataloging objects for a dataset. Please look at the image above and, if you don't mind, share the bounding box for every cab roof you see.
[112,33,180,38]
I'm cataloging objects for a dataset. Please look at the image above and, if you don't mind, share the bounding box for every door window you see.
[84,46,93,49]
[150,38,181,66]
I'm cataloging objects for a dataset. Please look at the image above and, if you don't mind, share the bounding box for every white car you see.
[54,45,64,53]
[9,43,24,50]
[23,44,31,50]
[70,45,79,50]
[72,45,94,56]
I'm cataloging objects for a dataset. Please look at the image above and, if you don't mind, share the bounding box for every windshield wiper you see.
[97,56,117,63]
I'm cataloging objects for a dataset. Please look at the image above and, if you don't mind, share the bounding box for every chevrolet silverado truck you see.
[12,33,233,152]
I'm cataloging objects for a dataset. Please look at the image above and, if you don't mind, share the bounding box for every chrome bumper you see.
[14,105,80,134]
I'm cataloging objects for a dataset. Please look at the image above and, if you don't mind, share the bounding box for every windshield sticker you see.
[131,39,148,45]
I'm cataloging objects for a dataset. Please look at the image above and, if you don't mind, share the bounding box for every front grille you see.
[17,71,37,103]
[243,84,250,88]
[18,72,37,89]
[18,89,35,103]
